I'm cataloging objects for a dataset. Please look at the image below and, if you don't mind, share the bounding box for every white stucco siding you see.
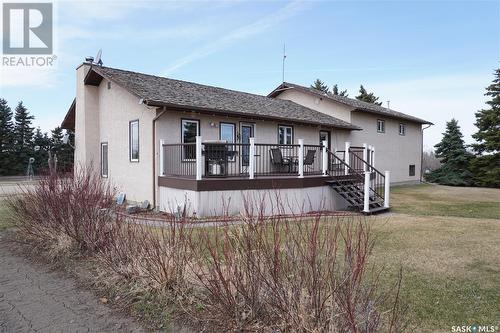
[159,185,348,217]
[74,64,155,203]
[97,79,155,203]
[349,112,422,183]
[276,89,353,123]
[155,111,340,146]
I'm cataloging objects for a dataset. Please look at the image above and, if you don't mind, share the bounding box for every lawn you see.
[370,184,500,332]
[0,201,11,231]
[390,183,500,219]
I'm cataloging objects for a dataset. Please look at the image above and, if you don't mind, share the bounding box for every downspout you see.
[420,124,432,182]
[151,107,166,210]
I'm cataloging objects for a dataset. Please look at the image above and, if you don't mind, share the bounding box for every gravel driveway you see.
[0,233,146,333]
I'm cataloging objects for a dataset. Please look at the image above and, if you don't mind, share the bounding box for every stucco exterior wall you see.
[348,112,422,183]
[274,90,423,183]
[159,185,347,217]
[74,64,155,203]
[155,111,350,149]
[276,89,353,123]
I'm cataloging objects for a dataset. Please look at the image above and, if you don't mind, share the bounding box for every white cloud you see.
[162,0,308,75]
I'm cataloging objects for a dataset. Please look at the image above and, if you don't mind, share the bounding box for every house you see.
[61,62,432,217]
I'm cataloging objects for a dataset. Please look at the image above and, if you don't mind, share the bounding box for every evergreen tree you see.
[355,85,382,105]
[32,127,50,173]
[12,101,35,174]
[311,79,330,94]
[0,99,14,175]
[426,119,473,186]
[470,68,500,187]
[332,84,348,97]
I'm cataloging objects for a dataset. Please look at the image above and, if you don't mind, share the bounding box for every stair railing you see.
[326,149,365,189]
[348,151,385,203]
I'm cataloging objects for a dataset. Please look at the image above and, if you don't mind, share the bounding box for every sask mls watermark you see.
[2,2,56,67]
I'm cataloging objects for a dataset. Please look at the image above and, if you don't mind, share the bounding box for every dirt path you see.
[0,233,146,333]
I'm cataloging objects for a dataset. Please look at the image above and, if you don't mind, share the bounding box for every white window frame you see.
[181,119,200,161]
[399,123,406,136]
[220,122,236,161]
[377,119,385,133]
[278,125,293,145]
[101,142,108,178]
[129,120,139,162]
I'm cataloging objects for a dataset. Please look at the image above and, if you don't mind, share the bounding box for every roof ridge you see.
[96,65,279,101]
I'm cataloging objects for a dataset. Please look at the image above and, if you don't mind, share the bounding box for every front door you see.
[240,123,254,169]
[319,130,331,150]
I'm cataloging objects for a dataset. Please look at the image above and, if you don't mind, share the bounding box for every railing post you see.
[196,136,202,181]
[298,139,304,178]
[322,139,328,176]
[363,171,371,213]
[249,137,255,180]
[384,170,390,208]
[159,139,166,176]
[372,146,376,169]
[362,143,368,172]
[344,141,350,175]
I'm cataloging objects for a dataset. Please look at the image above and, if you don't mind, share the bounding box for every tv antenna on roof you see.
[282,43,286,83]
[95,49,103,66]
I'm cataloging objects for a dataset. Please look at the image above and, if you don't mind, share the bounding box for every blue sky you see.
[1,0,499,149]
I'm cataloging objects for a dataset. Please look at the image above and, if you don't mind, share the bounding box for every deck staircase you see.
[326,150,389,214]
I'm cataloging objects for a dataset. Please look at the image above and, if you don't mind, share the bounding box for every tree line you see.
[0,99,74,176]
[311,72,499,188]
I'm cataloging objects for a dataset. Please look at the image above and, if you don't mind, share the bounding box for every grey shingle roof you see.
[268,82,433,125]
[87,66,360,130]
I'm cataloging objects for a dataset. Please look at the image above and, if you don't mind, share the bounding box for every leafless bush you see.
[98,218,193,292]
[5,167,118,255]
[6,172,406,332]
[188,212,406,332]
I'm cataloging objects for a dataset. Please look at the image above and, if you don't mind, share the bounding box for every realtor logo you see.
[2,2,53,54]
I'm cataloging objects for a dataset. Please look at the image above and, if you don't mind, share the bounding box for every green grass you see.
[390,183,500,219]
[370,184,500,332]
[0,202,11,231]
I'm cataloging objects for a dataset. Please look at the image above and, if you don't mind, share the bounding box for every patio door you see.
[320,130,331,172]
[240,123,254,171]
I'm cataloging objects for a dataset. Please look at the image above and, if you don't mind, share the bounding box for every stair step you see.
[365,206,390,214]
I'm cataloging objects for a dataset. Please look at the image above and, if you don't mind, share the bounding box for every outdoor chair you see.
[269,148,291,173]
[292,149,316,172]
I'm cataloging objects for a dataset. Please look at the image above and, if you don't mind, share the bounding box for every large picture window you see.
[101,142,108,177]
[278,125,293,145]
[129,120,139,162]
[181,119,199,160]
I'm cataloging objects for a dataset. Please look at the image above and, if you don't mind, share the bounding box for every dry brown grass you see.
[365,195,500,333]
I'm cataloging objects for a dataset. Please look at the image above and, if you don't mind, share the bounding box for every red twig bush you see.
[6,167,118,255]
[5,170,406,332]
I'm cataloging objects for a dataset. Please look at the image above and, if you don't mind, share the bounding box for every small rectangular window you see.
[101,142,108,177]
[278,125,293,145]
[129,120,139,162]
[181,119,199,160]
[409,164,415,176]
[399,123,406,136]
[377,119,385,133]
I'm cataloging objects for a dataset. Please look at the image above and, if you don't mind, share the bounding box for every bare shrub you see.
[188,213,405,332]
[98,218,193,292]
[5,167,117,255]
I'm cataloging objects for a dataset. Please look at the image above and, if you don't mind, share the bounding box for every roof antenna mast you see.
[282,43,286,83]
[387,100,390,109]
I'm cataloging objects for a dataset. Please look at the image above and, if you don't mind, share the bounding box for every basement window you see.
[377,119,385,133]
[409,164,415,177]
